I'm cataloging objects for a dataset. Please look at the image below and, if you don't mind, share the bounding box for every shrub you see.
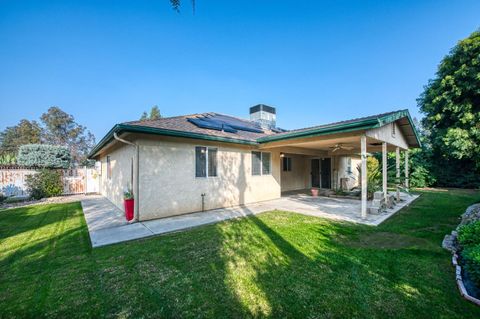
[17,144,71,168]
[457,221,480,247]
[25,169,63,199]
[462,244,480,288]
[357,157,381,199]
[0,193,5,203]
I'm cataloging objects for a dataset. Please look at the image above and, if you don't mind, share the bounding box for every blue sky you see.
[0,0,479,140]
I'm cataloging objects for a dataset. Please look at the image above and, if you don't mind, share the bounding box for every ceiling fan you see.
[329,143,355,152]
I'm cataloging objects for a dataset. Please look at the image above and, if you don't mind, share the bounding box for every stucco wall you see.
[280,155,309,192]
[99,145,134,211]
[137,137,281,221]
[333,155,361,190]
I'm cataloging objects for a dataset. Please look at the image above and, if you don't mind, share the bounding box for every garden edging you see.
[452,252,480,306]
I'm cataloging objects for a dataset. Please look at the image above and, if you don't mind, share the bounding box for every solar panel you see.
[188,114,264,134]
[187,118,238,133]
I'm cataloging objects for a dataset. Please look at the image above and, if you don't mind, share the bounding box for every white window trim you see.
[252,151,272,176]
[195,146,218,178]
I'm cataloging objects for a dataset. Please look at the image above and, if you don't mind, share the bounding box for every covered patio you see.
[258,110,421,218]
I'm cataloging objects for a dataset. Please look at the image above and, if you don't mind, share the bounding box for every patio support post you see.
[361,135,367,219]
[396,147,400,201]
[382,142,388,202]
[404,150,409,192]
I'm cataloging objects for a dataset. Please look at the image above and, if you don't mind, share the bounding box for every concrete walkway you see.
[81,193,419,248]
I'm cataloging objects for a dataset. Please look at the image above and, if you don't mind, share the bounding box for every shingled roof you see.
[89,109,420,158]
[124,113,276,142]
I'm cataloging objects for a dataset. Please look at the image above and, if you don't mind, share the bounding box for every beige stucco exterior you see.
[333,155,361,190]
[99,135,281,221]
[280,155,309,192]
[96,118,411,221]
[99,144,135,211]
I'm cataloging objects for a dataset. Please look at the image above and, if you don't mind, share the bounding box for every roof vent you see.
[249,104,276,130]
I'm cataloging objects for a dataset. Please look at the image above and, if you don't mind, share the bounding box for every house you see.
[88,105,421,221]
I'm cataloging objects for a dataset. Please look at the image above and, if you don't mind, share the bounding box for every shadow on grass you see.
[0,202,81,241]
[2,189,480,318]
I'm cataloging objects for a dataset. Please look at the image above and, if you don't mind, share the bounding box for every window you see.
[252,151,271,175]
[195,146,217,177]
[282,157,292,171]
[252,151,262,175]
[262,152,271,175]
[391,123,396,137]
[346,157,352,174]
[106,156,111,180]
[208,148,218,177]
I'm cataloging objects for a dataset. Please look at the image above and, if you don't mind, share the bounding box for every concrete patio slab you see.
[81,195,127,231]
[89,222,154,247]
[81,192,419,247]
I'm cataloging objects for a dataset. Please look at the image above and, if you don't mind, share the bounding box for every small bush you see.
[25,169,63,199]
[462,244,480,288]
[0,193,5,203]
[457,221,480,247]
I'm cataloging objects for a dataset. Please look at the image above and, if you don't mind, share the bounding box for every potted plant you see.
[123,188,134,221]
[311,188,319,197]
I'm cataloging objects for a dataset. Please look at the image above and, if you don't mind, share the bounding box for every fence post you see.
[84,165,87,195]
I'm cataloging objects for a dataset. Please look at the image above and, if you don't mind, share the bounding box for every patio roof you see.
[257,109,421,148]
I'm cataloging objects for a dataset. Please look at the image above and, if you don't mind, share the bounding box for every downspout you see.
[113,132,140,222]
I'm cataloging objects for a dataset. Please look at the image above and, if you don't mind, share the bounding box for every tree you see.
[40,106,95,166]
[140,111,148,121]
[17,144,71,168]
[0,119,42,157]
[150,105,162,120]
[170,0,195,13]
[139,106,162,121]
[418,30,480,187]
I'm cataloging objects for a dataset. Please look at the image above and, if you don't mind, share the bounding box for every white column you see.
[396,147,400,201]
[404,150,409,192]
[361,135,367,219]
[382,142,387,201]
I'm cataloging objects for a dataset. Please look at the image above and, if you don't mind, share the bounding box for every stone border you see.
[452,253,480,306]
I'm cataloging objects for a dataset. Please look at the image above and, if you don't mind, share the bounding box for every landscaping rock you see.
[442,230,458,252]
[460,203,480,226]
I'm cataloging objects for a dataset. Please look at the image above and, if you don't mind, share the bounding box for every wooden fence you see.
[0,166,100,197]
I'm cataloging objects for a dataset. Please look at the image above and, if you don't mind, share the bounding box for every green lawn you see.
[1,189,480,318]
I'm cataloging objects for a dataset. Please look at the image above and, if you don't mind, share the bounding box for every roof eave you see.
[256,119,379,143]
[88,124,258,159]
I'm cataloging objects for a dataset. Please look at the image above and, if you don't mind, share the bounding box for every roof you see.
[256,109,419,143]
[89,109,421,158]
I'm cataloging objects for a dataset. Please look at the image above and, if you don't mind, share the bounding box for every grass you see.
[1,189,480,318]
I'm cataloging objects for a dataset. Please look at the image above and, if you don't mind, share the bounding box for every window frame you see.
[346,157,352,174]
[195,146,218,178]
[252,151,271,176]
[282,157,292,172]
[106,155,112,180]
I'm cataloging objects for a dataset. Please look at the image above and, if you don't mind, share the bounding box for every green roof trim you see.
[88,123,257,158]
[257,109,422,147]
